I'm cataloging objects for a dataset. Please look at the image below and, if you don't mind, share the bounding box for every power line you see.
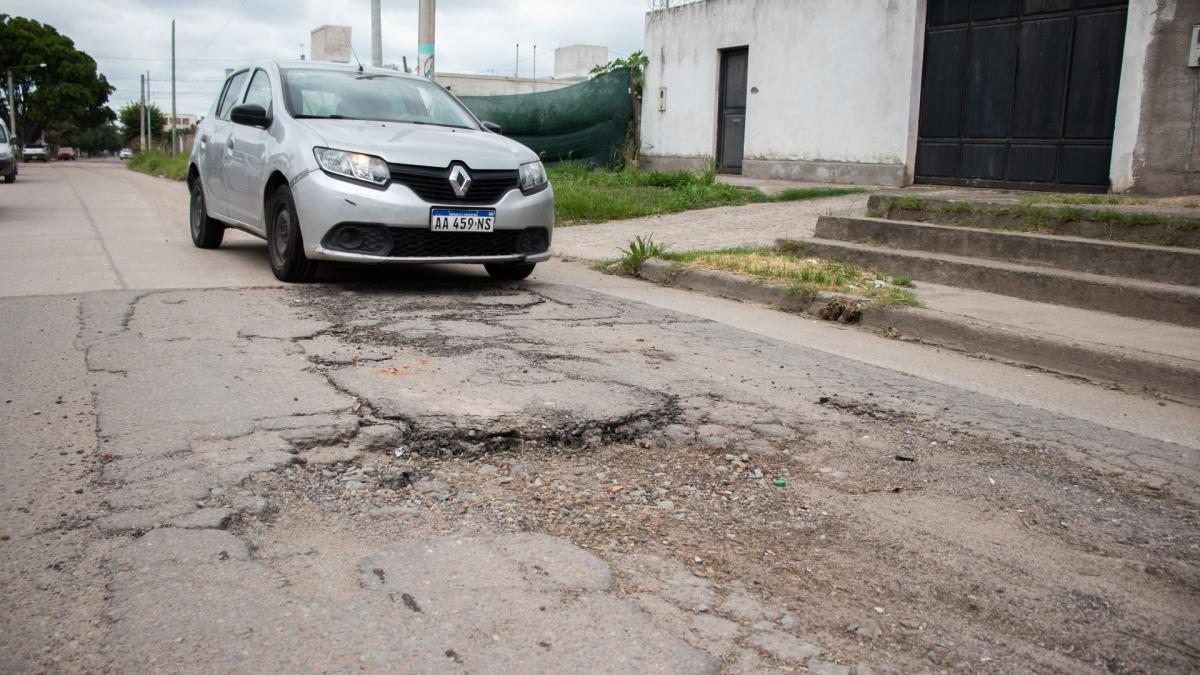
[181,0,251,68]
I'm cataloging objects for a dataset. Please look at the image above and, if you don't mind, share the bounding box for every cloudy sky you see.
[8,0,652,116]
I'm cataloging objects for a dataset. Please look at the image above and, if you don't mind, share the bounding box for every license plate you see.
[430,209,495,232]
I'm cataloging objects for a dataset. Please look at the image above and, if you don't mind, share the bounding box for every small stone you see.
[414,479,450,495]
[343,480,367,493]
[656,500,674,510]
[210,487,226,497]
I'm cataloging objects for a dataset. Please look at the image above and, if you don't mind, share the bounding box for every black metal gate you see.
[717,47,749,173]
[915,0,1128,192]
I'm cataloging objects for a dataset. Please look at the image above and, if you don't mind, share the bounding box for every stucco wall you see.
[1114,0,1200,194]
[640,0,925,185]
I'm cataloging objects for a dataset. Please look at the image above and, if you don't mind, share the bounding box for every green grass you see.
[616,234,671,274]
[128,150,189,181]
[549,164,865,225]
[653,246,920,308]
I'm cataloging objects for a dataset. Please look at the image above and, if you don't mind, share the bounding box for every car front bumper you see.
[0,157,13,175]
[291,169,554,265]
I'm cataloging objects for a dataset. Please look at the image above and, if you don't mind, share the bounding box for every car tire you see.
[3,171,13,184]
[267,184,318,283]
[484,262,537,281]
[189,177,225,249]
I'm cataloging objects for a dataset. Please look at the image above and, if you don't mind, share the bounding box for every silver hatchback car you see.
[187,61,553,282]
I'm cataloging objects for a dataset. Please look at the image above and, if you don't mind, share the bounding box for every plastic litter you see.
[394,446,407,459]
[772,478,787,488]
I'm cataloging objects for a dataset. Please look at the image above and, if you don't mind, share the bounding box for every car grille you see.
[387,227,549,258]
[388,163,520,205]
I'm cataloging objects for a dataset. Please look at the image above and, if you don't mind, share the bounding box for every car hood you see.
[294,119,538,170]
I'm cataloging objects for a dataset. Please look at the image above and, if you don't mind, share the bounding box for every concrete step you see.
[790,238,1200,328]
[639,259,1200,402]
[867,194,1200,248]
[814,215,1200,287]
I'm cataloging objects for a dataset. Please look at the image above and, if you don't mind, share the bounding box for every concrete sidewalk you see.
[552,193,868,261]
[553,192,1200,402]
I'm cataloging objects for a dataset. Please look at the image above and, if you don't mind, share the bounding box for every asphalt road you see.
[1,162,1197,673]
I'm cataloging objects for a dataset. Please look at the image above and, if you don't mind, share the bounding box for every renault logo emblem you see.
[449,165,472,197]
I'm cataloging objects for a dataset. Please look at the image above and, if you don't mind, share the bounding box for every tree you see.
[590,50,649,99]
[117,102,166,148]
[66,121,122,155]
[0,15,114,145]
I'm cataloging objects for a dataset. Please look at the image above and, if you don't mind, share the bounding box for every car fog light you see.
[336,226,365,249]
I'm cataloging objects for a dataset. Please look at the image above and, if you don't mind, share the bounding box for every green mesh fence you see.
[458,68,632,167]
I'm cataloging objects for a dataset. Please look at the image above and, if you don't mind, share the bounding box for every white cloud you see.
[8,0,648,117]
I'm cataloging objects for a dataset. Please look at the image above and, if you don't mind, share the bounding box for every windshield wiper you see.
[401,120,470,129]
[294,114,360,120]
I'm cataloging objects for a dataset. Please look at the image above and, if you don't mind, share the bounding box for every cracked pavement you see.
[1,162,1198,673]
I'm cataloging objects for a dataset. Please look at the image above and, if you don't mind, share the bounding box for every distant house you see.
[641,0,1195,195]
[162,113,197,134]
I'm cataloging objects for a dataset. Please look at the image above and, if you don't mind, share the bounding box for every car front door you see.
[223,68,273,231]
[200,70,249,218]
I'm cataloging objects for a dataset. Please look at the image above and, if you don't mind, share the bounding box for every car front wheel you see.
[189,177,225,248]
[267,185,318,283]
[484,262,536,281]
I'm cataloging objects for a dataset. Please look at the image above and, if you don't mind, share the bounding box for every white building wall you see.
[642,0,926,185]
[436,73,581,97]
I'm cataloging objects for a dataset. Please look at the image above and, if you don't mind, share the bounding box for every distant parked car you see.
[23,143,47,162]
[57,147,76,161]
[0,120,15,183]
[119,148,133,160]
[188,60,553,282]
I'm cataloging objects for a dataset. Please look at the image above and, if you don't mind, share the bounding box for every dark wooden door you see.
[916,0,1128,191]
[718,48,749,173]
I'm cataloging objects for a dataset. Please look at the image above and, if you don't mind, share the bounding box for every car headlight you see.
[313,147,390,186]
[519,160,548,194]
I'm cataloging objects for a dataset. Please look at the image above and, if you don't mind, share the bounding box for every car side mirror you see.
[481,121,503,134]
[231,103,271,129]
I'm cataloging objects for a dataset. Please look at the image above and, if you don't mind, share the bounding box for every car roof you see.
[234,60,426,82]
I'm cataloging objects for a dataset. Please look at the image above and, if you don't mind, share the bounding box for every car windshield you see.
[281,68,477,129]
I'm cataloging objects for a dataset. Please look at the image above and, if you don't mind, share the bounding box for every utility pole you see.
[515,43,519,78]
[418,0,435,79]
[171,20,177,155]
[371,0,383,68]
[6,69,14,143]
[139,73,146,152]
[532,44,536,82]
[146,71,153,151]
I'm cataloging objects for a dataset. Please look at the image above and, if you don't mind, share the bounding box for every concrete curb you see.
[637,259,1200,403]
[639,259,860,320]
